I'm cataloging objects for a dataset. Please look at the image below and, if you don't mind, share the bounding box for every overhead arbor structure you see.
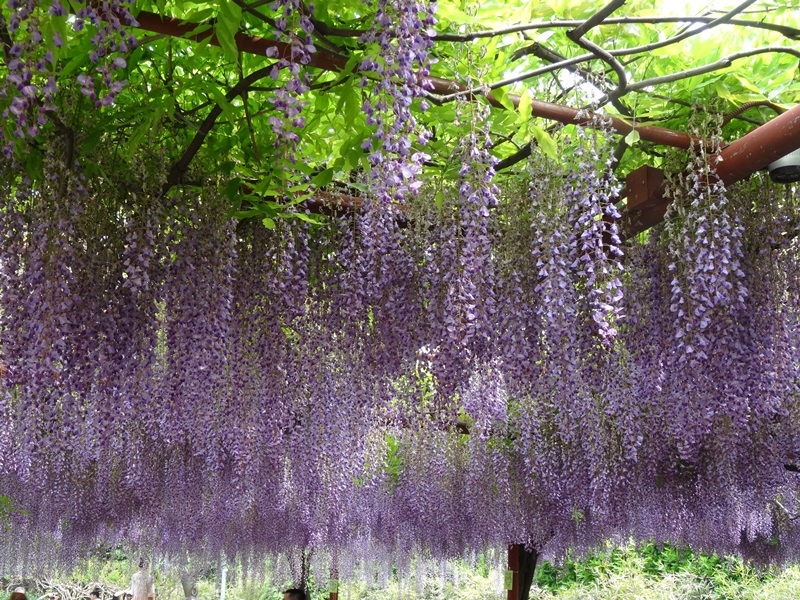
[2,0,800,584]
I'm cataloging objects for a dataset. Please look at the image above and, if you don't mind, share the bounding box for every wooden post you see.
[622,164,667,236]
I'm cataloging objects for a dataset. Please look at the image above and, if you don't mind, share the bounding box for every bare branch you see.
[566,1,628,100]
[431,0,776,105]
[300,2,369,40]
[429,53,595,102]
[297,0,352,54]
[0,12,12,59]
[238,62,262,167]
[231,0,276,27]
[233,0,347,54]
[721,100,786,125]
[163,64,276,194]
[495,145,532,172]
[433,12,798,43]
[611,0,759,58]
[775,498,800,521]
[569,45,626,101]
[568,0,627,40]
[516,41,633,116]
[627,46,800,92]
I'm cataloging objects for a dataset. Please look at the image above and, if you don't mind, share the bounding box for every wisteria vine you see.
[1,0,136,156]
[0,4,799,579]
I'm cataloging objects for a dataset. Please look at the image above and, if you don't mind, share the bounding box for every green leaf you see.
[341,53,363,77]
[180,8,216,22]
[82,128,103,154]
[208,85,239,123]
[231,209,263,219]
[344,84,361,127]
[624,129,641,146]
[126,104,165,154]
[24,149,44,181]
[184,22,213,38]
[216,0,242,63]
[436,2,472,24]
[61,49,89,77]
[312,168,335,187]
[290,212,324,225]
[517,89,532,125]
[491,88,516,112]
[529,124,558,161]
[733,74,768,99]
[262,217,276,229]
[224,177,242,203]
[434,190,445,211]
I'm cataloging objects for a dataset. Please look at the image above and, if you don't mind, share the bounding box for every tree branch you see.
[238,63,261,167]
[219,11,800,43]
[495,145,532,172]
[433,13,798,42]
[231,0,276,27]
[298,1,369,40]
[46,111,76,197]
[430,53,596,102]
[610,0,759,58]
[513,41,633,117]
[297,0,351,54]
[775,498,800,521]
[233,0,347,54]
[627,46,800,92]
[721,100,786,125]
[0,16,11,61]
[163,64,276,195]
[432,0,779,106]
[568,47,625,103]
[567,0,628,102]
[568,0,627,40]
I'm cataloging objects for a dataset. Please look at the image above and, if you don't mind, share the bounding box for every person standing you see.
[131,559,155,600]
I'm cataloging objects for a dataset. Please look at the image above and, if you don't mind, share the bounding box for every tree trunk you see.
[179,572,197,600]
[508,544,539,600]
[518,546,539,600]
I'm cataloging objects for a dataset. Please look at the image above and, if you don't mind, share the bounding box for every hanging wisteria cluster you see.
[0,0,136,155]
[2,0,800,583]
[2,120,800,574]
[358,0,436,203]
[266,0,315,162]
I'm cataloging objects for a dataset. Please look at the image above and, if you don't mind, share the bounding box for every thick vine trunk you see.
[518,546,539,600]
[508,544,539,600]
[179,573,197,600]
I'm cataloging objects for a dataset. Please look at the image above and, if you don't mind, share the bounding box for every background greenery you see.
[5,542,800,600]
